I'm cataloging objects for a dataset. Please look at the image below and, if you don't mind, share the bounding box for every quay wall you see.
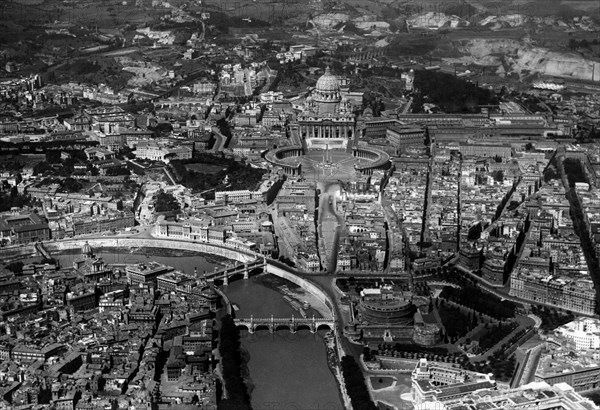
[0,244,37,261]
[41,237,335,316]
[43,238,255,263]
[266,263,335,317]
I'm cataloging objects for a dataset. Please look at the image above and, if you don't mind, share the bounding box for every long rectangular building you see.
[72,211,135,236]
[509,266,597,315]
[0,212,49,244]
[126,262,172,286]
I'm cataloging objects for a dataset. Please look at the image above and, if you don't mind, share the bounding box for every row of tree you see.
[556,155,600,314]
[477,322,518,351]
[440,283,517,320]
[340,356,378,410]
[565,188,600,315]
[218,315,252,410]
[383,343,450,357]
[0,140,99,154]
[412,70,499,114]
[563,158,588,187]
[492,180,516,222]
[154,191,180,213]
[437,303,477,339]
[464,352,517,382]
[530,305,575,332]
[0,187,31,212]
[371,343,469,365]
[568,38,599,50]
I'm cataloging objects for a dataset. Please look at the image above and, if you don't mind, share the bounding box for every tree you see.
[5,261,23,274]
[218,315,251,409]
[154,191,180,213]
[543,166,559,182]
[563,158,587,187]
[507,200,520,211]
[61,177,83,193]
[0,189,32,211]
[468,223,482,241]
[412,70,498,113]
[492,170,504,182]
[340,356,378,410]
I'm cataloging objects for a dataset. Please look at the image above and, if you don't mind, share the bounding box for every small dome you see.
[82,241,93,256]
[315,66,340,93]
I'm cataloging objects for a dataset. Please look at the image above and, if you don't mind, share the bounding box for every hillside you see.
[444,38,600,81]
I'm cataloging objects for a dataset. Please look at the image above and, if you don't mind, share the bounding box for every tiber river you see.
[53,248,344,410]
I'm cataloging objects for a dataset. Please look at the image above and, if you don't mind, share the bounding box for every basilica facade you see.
[297,67,357,150]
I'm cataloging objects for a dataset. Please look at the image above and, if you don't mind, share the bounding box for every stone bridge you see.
[234,316,335,334]
[206,258,267,285]
[35,243,52,260]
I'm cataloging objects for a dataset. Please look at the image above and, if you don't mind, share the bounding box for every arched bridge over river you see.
[234,316,335,334]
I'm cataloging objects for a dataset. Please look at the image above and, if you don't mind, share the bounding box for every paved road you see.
[211,127,227,152]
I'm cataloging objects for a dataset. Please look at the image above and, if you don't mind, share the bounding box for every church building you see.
[297,67,357,150]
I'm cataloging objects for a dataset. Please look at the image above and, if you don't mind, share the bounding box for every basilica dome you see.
[81,241,93,257]
[315,66,340,93]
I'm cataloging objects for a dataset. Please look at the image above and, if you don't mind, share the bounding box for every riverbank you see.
[239,346,254,398]
[223,273,343,410]
[5,237,346,409]
[43,237,256,264]
[252,273,332,318]
[324,331,353,410]
[52,246,231,267]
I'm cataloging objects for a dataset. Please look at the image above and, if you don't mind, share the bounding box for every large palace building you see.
[297,67,357,150]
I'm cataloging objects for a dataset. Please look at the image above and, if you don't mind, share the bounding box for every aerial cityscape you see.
[1,0,600,409]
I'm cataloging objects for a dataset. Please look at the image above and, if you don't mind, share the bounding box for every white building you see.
[555,317,600,350]
[135,141,193,162]
[215,190,256,204]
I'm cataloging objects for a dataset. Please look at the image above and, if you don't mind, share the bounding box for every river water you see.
[49,248,343,410]
[224,275,343,410]
[51,247,224,275]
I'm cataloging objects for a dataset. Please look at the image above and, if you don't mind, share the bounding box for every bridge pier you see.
[243,264,249,280]
[222,275,228,286]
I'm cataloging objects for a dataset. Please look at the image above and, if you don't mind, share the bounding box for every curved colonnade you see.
[352,146,391,175]
[264,144,391,177]
[264,145,304,176]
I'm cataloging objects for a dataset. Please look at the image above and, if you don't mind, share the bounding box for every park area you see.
[170,154,267,198]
